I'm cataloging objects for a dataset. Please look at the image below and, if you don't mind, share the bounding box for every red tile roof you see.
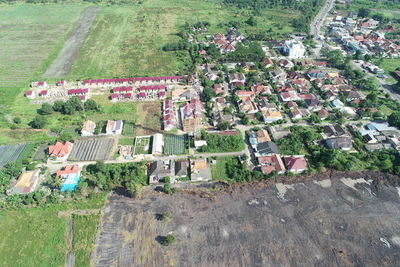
[56,165,79,177]
[49,142,72,158]
[39,90,48,96]
[284,156,307,171]
[25,91,33,96]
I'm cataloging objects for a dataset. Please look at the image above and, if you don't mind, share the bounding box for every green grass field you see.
[72,214,100,267]
[67,0,298,79]
[211,156,234,181]
[373,59,400,83]
[0,194,106,267]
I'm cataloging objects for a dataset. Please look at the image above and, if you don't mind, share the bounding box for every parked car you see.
[377,74,387,79]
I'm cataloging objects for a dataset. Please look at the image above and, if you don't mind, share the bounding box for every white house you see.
[152,133,164,155]
[283,39,306,59]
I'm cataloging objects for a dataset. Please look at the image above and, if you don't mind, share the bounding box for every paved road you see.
[310,0,335,57]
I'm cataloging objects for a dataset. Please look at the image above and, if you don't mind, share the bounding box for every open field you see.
[33,143,49,161]
[164,134,186,155]
[92,171,400,266]
[44,6,101,78]
[134,101,162,136]
[0,144,26,167]
[69,137,116,161]
[67,0,298,79]
[0,4,87,87]
[72,214,101,267]
[0,195,106,267]
[373,59,400,83]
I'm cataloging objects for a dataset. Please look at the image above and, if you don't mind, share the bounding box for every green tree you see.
[388,111,400,128]
[126,181,142,198]
[358,8,371,18]
[13,117,22,124]
[165,234,176,246]
[84,99,99,111]
[217,121,231,130]
[29,116,47,129]
[39,103,53,115]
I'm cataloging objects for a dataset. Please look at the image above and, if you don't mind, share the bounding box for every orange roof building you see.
[48,141,72,159]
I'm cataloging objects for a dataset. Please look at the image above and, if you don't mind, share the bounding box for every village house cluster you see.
[26,76,184,104]
[328,15,400,58]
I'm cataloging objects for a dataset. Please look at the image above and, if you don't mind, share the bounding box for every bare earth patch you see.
[92,171,400,266]
[44,6,100,78]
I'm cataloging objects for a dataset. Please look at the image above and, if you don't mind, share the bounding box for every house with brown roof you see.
[256,129,271,143]
[258,154,286,175]
[283,156,307,173]
[48,141,73,161]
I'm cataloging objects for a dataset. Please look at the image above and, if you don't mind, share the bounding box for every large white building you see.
[283,40,306,59]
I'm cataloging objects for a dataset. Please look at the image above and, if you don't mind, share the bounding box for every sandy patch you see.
[340,178,371,191]
[275,183,295,200]
[313,179,332,188]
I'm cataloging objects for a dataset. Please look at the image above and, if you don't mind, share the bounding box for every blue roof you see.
[61,173,80,192]
[366,122,397,132]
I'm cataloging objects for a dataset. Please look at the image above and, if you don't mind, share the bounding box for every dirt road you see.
[91,171,400,266]
[43,6,100,78]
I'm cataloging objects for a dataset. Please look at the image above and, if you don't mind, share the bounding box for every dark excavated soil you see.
[92,171,400,266]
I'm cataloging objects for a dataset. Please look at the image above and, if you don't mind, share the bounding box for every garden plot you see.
[69,138,115,161]
[133,136,151,155]
[122,121,135,136]
[0,144,26,167]
[164,134,186,155]
[33,144,49,161]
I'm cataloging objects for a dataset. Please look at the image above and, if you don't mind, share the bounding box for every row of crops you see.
[69,138,115,161]
[0,143,37,167]
[164,135,186,155]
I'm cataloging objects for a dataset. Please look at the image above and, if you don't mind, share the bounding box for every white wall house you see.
[283,40,306,59]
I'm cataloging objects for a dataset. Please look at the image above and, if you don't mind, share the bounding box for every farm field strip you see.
[164,134,186,155]
[69,138,115,161]
[0,144,26,167]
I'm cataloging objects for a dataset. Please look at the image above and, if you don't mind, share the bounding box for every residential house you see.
[174,160,189,179]
[325,137,352,150]
[236,90,255,100]
[106,120,123,135]
[258,100,277,111]
[8,170,40,195]
[190,159,212,181]
[262,109,283,123]
[290,108,303,119]
[279,59,295,69]
[249,132,259,147]
[323,124,346,138]
[81,120,96,136]
[180,99,203,132]
[258,154,286,174]
[148,160,172,184]
[228,73,246,84]
[262,57,274,68]
[238,98,258,114]
[25,91,35,99]
[163,99,176,131]
[255,141,279,156]
[257,129,271,143]
[270,68,287,82]
[48,141,73,161]
[280,91,300,102]
[343,91,366,101]
[318,109,329,120]
[251,84,271,95]
[305,99,323,111]
[283,156,307,173]
[269,126,290,140]
[57,165,81,192]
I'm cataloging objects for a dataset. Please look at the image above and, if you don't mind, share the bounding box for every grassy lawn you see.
[211,156,234,181]
[118,137,134,145]
[72,214,100,267]
[0,194,106,267]
[372,59,400,84]
[379,104,393,116]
